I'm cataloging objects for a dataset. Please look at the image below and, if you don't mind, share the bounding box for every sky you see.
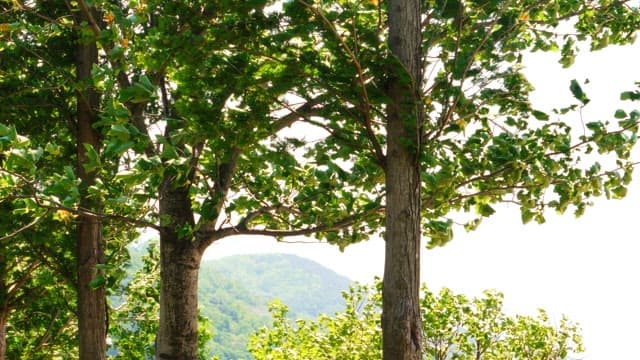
[202,42,640,358]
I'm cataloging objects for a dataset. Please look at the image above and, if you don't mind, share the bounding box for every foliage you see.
[249,283,382,360]
[249,281,584,360]
[421,287,583,360]
[2,244,78,359]
[0,0,637,277]
[278,0,640,247]
[0,3,140,357]
[0,201,77,358]
[108,243,161,359]
[6,0,635,253]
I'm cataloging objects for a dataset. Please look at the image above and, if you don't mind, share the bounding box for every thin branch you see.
[427,2,540,143]
[272,99,322,132]
[444,161,640,210]
[56,204,162,232]
[237,205,302,231]
[32,309,60,351]
[7,261,42,299]
[546,119,640,157]
[0,212,48,242]
[429,4,509,142]
[76,0,102,37]
[29,242,76,288]
[528,0,632,27]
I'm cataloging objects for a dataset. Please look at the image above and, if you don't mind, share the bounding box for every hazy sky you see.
[203,42,640,359]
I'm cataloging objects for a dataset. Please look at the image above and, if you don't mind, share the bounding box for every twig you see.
[0,213,48,242]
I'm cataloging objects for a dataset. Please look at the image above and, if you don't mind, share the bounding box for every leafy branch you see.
[297,0,385,166]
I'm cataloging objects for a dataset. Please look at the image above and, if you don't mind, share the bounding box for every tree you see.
[74,5,109,358]
[281,1,639,358]
[384,0,424,358]
[249,282,584,360]
[109,243,161,359]
[0,3,139,358]
[2,1,640,358]
[0,5,81,356]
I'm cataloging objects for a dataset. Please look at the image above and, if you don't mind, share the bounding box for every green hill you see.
[198,254,353,360]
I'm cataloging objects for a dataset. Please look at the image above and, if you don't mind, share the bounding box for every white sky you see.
[203,43,640,359]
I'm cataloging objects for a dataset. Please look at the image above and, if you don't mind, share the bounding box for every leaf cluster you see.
[249,281,584,360]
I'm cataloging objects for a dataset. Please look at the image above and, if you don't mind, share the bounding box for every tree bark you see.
[156,235,202,359]
[0,311,6,360]
[156,183,202,359]
[383,0,423,359]
[76,9,106,360]
[0,254,6,360]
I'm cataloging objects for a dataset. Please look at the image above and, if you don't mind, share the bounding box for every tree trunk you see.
[156,183,202,359]
[0,310,6,360]
[76,215,106,360]
[76,9,106,360]
[383,0,423,359]
[156,234,202,359]
[0,254,6,360]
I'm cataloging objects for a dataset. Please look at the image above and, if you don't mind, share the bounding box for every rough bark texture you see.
[383,0,423,359]
[156,184,202,359]
[76,12,107,360]
[0,255,6,360]
[0,313,5,360]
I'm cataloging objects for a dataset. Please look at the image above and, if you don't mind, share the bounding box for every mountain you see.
[198,254,353,360]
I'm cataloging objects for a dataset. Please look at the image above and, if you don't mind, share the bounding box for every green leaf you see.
[89,275,105,289]
[0,123,15,138]
[521,209,534,224]
[118,75,157,104]
[620,90,640,101]
[108,45,125,60]
[614,109,627,119]
[476,203,496,217]
[109,124,131,141]
[104,140,134,157]
[82,143,101,173]
[137,74,155,92]
[531,110,549,121]
[569,79,590,105]
[95,263,114,271]
[611,186,627,199]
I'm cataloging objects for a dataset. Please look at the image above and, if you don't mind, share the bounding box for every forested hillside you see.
[200,254,352,359]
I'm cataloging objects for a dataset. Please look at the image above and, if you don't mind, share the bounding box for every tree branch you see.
[6,260,42,299]
[0,212,48,242]
[198,205,384,247]
[297,0,386,166]
[272,98,321,132]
